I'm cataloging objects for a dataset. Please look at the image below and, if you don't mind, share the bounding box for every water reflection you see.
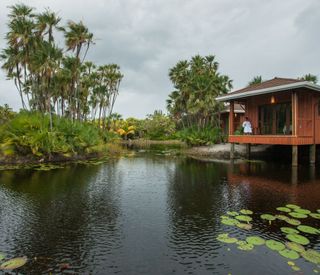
[0,156,319,274]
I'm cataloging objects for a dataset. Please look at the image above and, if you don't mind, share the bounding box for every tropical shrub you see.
[0,111,107,157]
[142,111,176,140]
[175,126,223,146]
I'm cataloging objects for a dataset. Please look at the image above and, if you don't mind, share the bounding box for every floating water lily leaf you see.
[217,233,238,244]
[221,217,240,226]
[289,212,308,219]
[286,234,310,245]
[227,211,238,217]
[246,236,265,246]
[287,261,295,266]
[279,249,300,260]
[276,214,289,221]
[236,223,252,230]
[236,240,247,245]
[286,204,300,210]
[277,207,291,213]
[292,265,301,271]
[285,218,301,226]
[240,209,253,215]
[294,208,311,215]
[0,257,27,270]
[310,213,320,219]
[261,214,276,221]
[265,240,285,251]
[301,249,320,264]
[297,225,320,235]
[235,215,252,222]
[237,242,254,251]
[220,215,230,219]
[0,253,5,261]
[281,227,299,234]
[286,242,305,253]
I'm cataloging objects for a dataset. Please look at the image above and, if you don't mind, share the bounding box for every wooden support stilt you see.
[246,144,251,159]
[230,143,235,160]
[292,145,298,167]
[291,166,298,185]
[310,144,316,165]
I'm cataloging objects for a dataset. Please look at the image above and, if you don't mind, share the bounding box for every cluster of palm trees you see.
[167,55,232,129]
[1,4,123,128]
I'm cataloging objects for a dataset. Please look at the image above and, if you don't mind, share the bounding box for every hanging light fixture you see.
[271,95,275,104]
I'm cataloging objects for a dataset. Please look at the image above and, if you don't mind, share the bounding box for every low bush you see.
[175,126,223,146]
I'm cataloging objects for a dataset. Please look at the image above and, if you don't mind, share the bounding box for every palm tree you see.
[2,4,35,109]
[248,76,263,86]
[299,74,318,84]
[36,10,61,43]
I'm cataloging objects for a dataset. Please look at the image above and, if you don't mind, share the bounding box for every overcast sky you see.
[0,0,319,118]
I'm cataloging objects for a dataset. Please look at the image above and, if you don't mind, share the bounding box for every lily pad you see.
[289,212,308,219]
[279,249,300,260]
[301,249,320,264]
[286,234,310,245]
[277,207,291,213]
[217,233,238,244]
[261,214,276,221]
[297,225,320,235]
[221,217,240,226]
[265,240,285,251]
[276,214,289,221]
[286,242,305,253]
[287,261,295,266]
[285,218,301,226]
[240,209,253,215]
[286,204,300,210]
[281,227,299,234]
[310,213,320,219]
[0,257,27,270]
[246,236,265,246]
[292,265,301,271]
[235,215,252,222]
[226,211,238,217]
[294,208,311,215]
[237,242,254,251]
[236,223,252,230]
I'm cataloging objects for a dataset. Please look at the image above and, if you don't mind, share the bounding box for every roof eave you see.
[216,81,320,102]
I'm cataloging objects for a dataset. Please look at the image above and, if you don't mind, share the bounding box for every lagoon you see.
[0,150,319,274]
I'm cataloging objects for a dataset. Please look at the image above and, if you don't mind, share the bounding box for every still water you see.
[0,151,319,274]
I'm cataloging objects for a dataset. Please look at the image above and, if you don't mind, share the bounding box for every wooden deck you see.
[229,135,314,145]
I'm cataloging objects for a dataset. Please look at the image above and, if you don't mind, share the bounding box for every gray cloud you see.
[0,0,319,117]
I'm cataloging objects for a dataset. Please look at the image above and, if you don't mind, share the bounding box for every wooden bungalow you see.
[216,77,320,166]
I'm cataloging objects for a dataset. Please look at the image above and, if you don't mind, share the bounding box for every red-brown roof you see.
[228,77,304,96]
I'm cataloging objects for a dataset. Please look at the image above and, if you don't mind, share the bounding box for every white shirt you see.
[242,120,252,134]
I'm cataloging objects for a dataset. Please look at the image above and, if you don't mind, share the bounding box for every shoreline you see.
[0,141,272,168]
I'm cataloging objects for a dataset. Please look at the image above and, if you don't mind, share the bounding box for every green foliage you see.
[167,55,232,129]
[174,126,223,146]
[0,111,106,157]
[142,111,176,140]
[0,104,15,124]
[248,75,263,86]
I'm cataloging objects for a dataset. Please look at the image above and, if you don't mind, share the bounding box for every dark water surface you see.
[0,152,319,274]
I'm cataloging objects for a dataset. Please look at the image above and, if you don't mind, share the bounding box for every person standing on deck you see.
[242,117,252,135]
